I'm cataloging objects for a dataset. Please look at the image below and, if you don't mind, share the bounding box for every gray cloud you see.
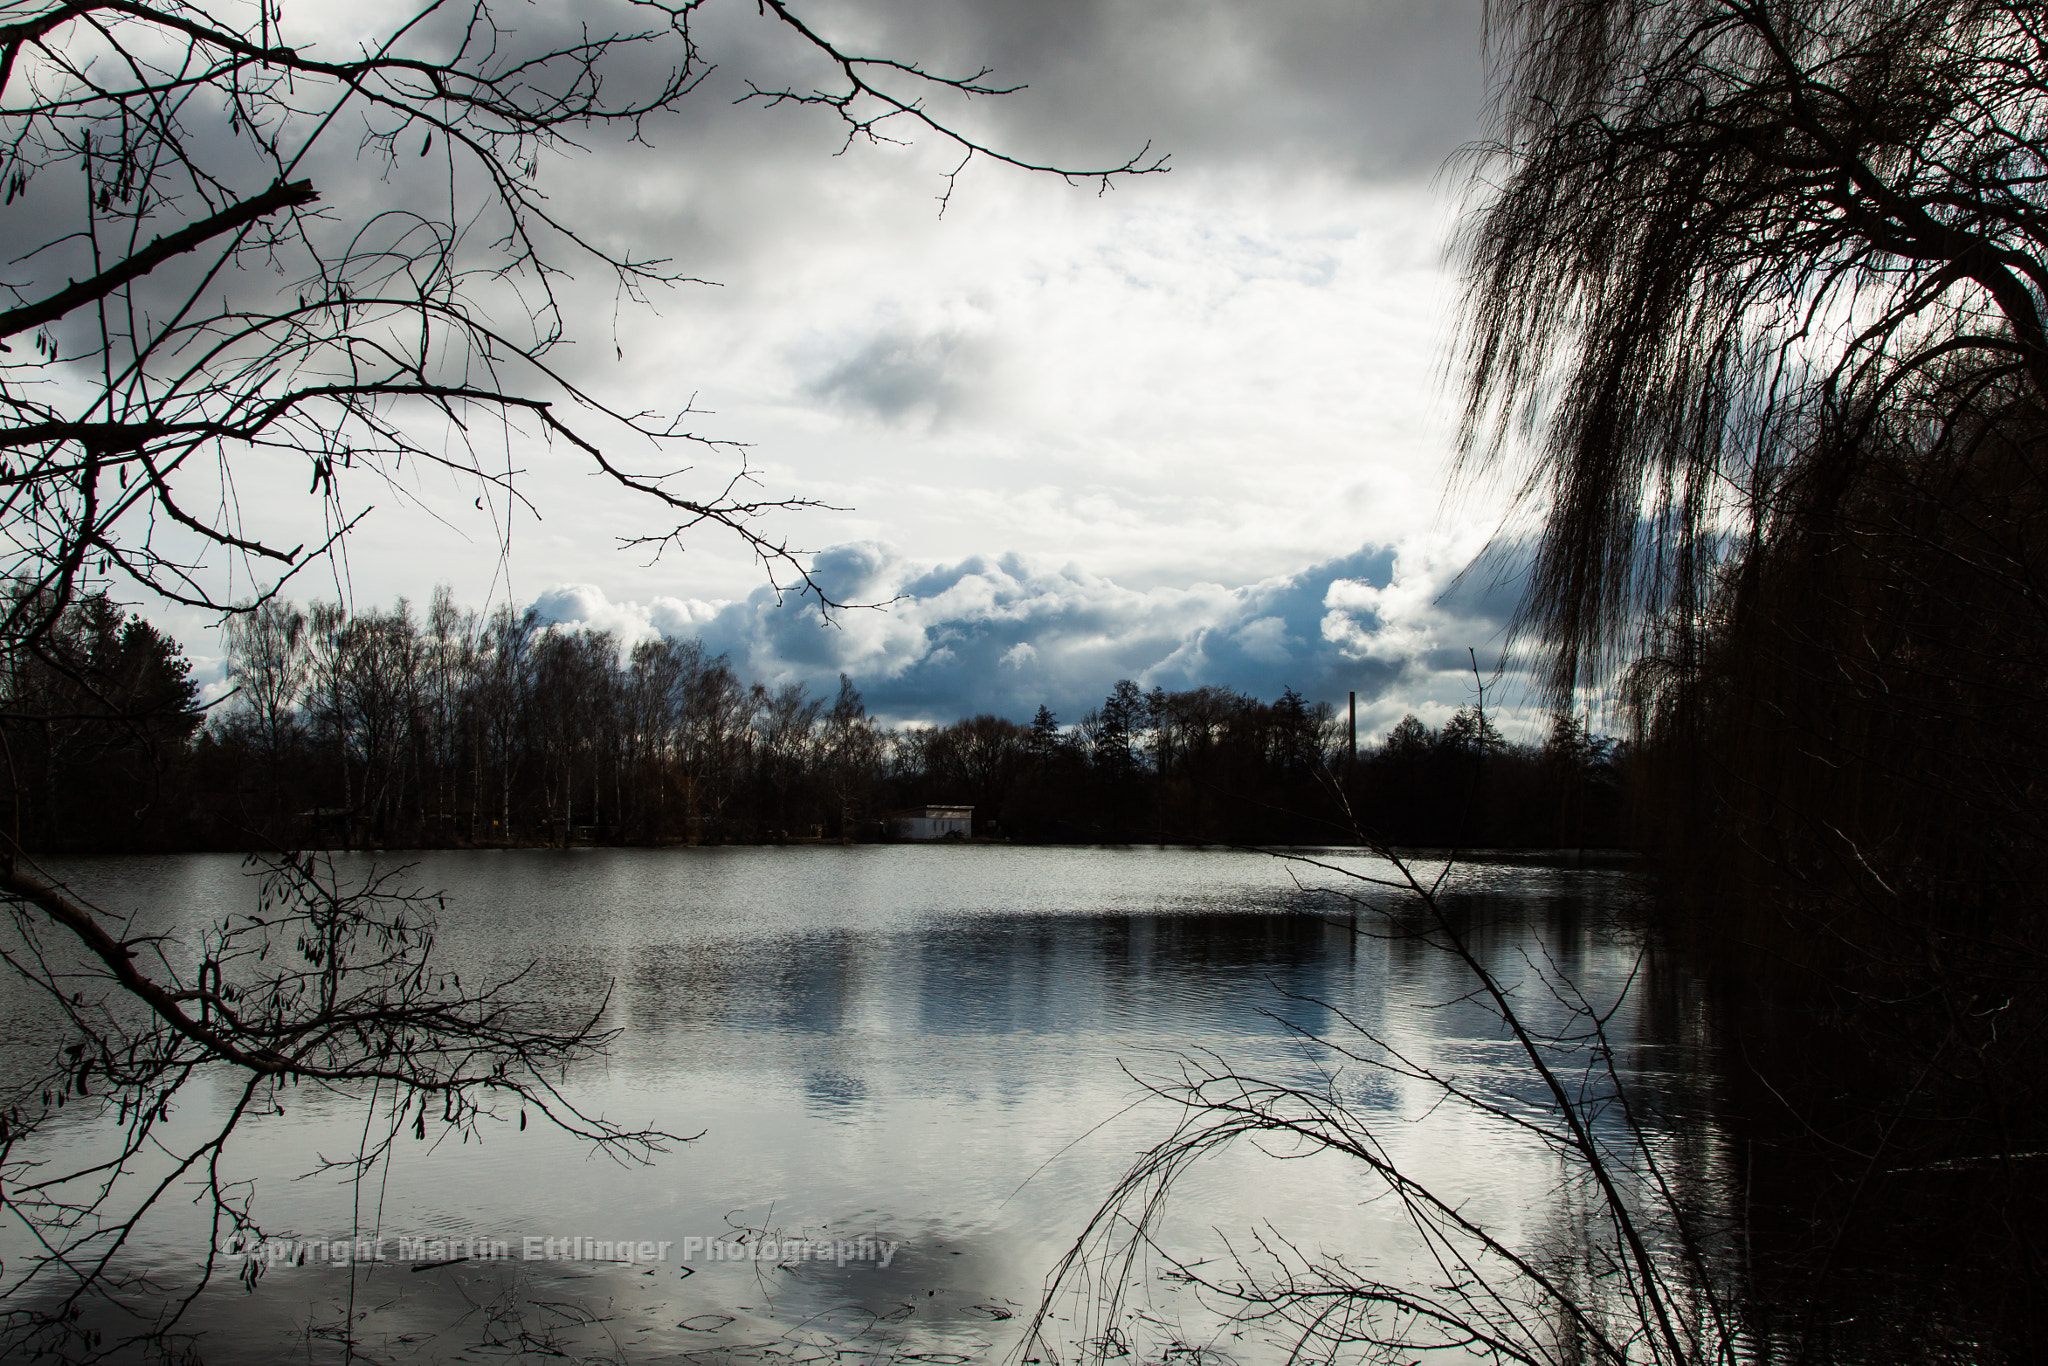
[529,534,1534,732]
[804,325,1001,423]
[520,0,1490,321]
[774,0,1489,183]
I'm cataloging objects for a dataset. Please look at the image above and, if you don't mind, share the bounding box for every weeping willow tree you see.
[1458,1,2048,1353]
[1459,0,2047,699]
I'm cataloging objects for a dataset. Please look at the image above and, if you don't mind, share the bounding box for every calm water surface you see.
[17,846,1702,1364]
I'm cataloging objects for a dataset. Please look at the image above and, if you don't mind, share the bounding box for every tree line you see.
[1,590,1628,852]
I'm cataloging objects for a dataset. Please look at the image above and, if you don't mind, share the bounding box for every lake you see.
[9,846,1709,1364]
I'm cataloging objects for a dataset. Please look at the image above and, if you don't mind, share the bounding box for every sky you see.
[137,0,1549,736]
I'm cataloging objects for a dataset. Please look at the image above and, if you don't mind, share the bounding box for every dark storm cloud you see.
[518,0,1486,203]
[777,0,1489,182]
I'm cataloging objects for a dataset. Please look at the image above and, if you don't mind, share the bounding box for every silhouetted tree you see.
[754,681,823,837]
[1463,0,2048,700]
[820,675,888,837]
[223,600,309,815]
[1462,3,2048,1348]
[1028,704,1063,763]
[0,591,199,848]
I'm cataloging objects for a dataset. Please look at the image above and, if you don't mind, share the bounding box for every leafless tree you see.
[221,597,307,817]
[0,0,1162,647]
[819,673,887,835]
[0,0,1159,1354]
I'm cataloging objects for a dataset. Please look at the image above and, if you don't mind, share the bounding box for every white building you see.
[889,805,973,840]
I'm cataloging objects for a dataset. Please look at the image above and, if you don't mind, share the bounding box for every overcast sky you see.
[159,0,1542,736]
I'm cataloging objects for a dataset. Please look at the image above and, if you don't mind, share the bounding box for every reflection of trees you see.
[1,854,670,1359]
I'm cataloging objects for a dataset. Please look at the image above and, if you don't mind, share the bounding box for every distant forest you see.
[4,590,1628,853]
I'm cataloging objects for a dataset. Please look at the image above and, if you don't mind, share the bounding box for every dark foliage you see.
[2,593,1635,853]
[1460,0,2048,1355]
[1629,374,2048,1357]
[1462,0,2048,703]
[0,591,200,848]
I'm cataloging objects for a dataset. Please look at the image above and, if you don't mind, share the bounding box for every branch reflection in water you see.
[12,846,1680,1363]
